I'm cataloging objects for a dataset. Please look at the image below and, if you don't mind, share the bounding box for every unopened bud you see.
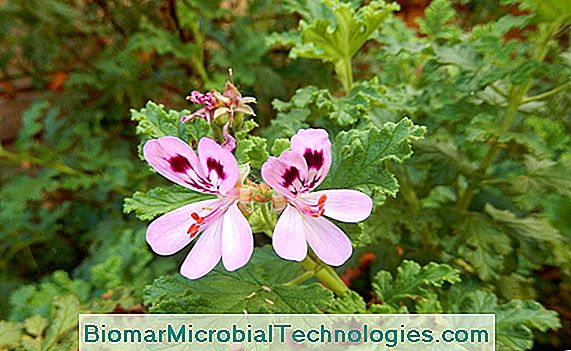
[254,193,269,203]
[272,195,287,211]
[239,188,252,203]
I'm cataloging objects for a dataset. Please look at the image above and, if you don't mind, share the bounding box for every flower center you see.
[187,207,214,238]
[299,194,327,218]
[185,196,237,238]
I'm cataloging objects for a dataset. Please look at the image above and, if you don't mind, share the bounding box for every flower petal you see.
[290,129,332,190]
[306,189,373,223]
[304,216,352,266]
[198,138,240,196]
[221,203,254,271]
[261,152,308,198]
[146,198,222,255]
[143,136,216,194]
[273,205,308,261]
[180,216,223,279]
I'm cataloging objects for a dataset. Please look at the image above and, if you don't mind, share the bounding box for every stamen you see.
[299,194,328,218]
[187,223,200,238]
[191,211,204,224]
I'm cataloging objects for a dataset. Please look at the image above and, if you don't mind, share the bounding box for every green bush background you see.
[0,0,569,350]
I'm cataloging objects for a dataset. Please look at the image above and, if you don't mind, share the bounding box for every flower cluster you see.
[181,81,256,153]
[144,129,373,279]
[181,82,256,124]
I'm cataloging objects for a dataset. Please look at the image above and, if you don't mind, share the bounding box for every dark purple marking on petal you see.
[281,166,300,188]
[206,157,226,180]
[303,149,324,170]
[168,154,192,173]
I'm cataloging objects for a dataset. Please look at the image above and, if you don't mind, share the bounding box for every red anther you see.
[318,208,325,216]
[187,223,200,238]
[318,194,327,205]
[191,212,204,224]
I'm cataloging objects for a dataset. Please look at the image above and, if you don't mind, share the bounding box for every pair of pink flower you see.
[143,129,373,279]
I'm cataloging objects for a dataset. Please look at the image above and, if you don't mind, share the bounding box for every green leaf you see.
[453,290,560,351]
[329,290,367,313]
[247,245,306,284]
[0,321,22,349]
[235,136,270,169]
[43,295,79,351]
[271,138,290,156]
[9,271,90,321]
[272,0,398,86]
[145,271,333,314]
[415,292,444,313]
[451,213,513,280]
[485,204,570,269]
[15,100,51,151]
[130,101,189,139]
[528,0,571,24]
[321,118,425,201]
[144,248,333,314]
[24,315,48,338]
[289,0,399,62]
[513,156,571,205]
[485,204,563,243]
[417,0,461,39]
[372,261,460,309]
[123,186,215,221]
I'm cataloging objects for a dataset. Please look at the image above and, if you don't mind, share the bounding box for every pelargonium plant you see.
[131,78,381,293]
[142,111,372,279]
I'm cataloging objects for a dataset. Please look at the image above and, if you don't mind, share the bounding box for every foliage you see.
[1,0,570,349]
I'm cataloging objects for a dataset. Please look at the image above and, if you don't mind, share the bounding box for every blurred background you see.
[0,0,569,349]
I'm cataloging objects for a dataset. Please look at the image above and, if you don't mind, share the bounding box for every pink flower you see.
[261,129,373,266]
[180,83,256,124]
[181,90,217,123]
[143,136,253,279]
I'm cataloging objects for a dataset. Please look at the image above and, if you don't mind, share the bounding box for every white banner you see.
[79,313,495,351]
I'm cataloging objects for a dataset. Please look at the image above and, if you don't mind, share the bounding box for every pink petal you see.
[221,204,254,271]
[180,216,223,279]
[146,198,222,255]
[143,136,215,194]
[306,189,373,223]
[304,216,352,266]
[221,123,237,152]
[290,129,332,190]
[261,152,308,198]
[198,138,240,196]
[273,205,308,261]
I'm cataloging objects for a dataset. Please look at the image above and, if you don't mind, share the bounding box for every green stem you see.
[0,145,131,196]
[285,270,315,286]
[260,203,274,237]
[336,57,354,93]
[0,145,84,176]
[260,203,350,296]
[457,21,561,212]
[387,162,432,248]
[302,255,349,296]
[188,21,210,86]
[521,81,570,104]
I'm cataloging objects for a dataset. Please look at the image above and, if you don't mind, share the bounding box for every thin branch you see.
[521,81,570,104]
